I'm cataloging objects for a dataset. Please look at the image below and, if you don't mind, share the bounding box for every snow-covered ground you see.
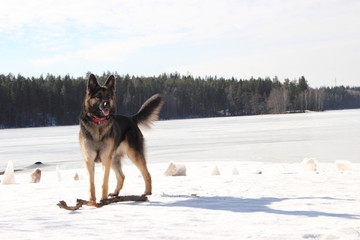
[1,162,360,240]
[1,109,360,239]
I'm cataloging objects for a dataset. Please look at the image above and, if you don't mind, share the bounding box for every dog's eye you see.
[95,95,102,100]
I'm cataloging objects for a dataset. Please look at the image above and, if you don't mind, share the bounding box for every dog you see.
[79,74,163,202]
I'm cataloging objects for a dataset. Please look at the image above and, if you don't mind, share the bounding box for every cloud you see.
[3,0,358,49]
[5,0,251,66]
[173,36,360,87]
[76,32,190,62]
[31,31,190,67]
[0,0,226,34]
[31,55,69,66]
[2,0,360,86]
[2,0,360,41]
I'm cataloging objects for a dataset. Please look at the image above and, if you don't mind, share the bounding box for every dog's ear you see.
[105,75,115,92]
[88,74,99,93]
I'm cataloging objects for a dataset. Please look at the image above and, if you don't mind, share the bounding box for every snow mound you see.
[301,158,318,172]
[335,160,352,173]
[2,160,16,184]
[163,162,186,176]
[29,168,41,183]
[74,172,80,181]
[232,167,239,175]
[211,166,221,176]
[56,166,62,181]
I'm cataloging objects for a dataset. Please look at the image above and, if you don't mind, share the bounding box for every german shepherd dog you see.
[79,74,163,202]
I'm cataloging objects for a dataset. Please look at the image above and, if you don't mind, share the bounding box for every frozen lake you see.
[0,109,359,172]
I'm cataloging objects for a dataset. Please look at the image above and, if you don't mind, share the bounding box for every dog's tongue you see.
[102,109,110,116]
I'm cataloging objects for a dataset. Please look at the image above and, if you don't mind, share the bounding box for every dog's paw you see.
[108,192,119,198]
[143,191,152,196]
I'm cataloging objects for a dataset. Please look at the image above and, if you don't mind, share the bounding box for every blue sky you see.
[0,0,359,87]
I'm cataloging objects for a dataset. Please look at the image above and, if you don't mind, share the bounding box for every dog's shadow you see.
[149,195,360,219]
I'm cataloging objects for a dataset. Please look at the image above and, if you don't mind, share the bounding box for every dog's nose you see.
[103,101,110,108]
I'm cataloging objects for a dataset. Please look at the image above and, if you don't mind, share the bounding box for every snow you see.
[301,158,318,172]
[163,162,187,176]
[335,160,353,173]
[211,166,221,175]
[1,109,360,239]
[1,162,360,239]
[1,160,16,184]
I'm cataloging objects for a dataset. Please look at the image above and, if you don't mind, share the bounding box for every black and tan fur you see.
[79,74,163,202]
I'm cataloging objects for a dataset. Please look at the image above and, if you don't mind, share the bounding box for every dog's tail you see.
[132,94,164,128]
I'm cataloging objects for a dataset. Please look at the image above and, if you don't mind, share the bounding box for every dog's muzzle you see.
[99,101,110,117]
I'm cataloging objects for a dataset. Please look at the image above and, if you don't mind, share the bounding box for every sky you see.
[0,0,359,87]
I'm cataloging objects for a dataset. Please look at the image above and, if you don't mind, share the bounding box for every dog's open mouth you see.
[101,109,110,117]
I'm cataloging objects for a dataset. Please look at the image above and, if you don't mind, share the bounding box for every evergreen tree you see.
[0,73,359,128]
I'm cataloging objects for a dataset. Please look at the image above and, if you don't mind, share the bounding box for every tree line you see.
[0,72,359,128]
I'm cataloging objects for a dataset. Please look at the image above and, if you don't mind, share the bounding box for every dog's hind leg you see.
[109,154,125,197]
[127,146,152,196]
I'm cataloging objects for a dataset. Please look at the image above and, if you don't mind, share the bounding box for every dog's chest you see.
[80,128,115,163]
[83,122,111,142]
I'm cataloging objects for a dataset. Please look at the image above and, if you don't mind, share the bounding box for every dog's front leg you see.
[101,157,112,200]
[84,159,96,202]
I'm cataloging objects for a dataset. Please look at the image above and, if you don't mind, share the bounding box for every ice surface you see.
[1,109,360,172]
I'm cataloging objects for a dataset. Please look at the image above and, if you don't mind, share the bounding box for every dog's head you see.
[84,74,116,119]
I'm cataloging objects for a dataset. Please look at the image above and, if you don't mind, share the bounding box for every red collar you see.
[86,113,111,123]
